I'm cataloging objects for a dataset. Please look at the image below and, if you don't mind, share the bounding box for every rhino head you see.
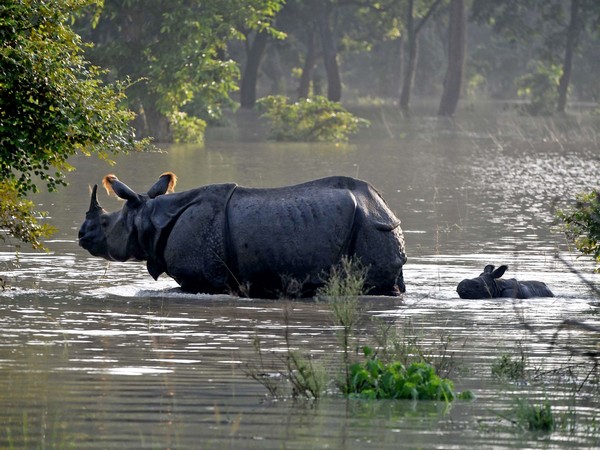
[456,264,507,299]
[78,173,177,262]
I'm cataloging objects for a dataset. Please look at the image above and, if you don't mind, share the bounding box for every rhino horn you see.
[87,184,102,214]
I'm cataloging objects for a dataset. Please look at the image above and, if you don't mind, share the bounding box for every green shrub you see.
[345,346,457,402]
[257,95,369,142]
[516,63,561,116]
[558,189,600,271]
[492,353,527,381]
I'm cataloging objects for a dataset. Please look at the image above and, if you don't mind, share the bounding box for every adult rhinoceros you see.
[78,173,407,298]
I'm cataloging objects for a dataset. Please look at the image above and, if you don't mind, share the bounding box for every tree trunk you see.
[399,0,416,112]
[240,31,269,109]
[298,27,318,99]
[399,0,444,113]
[438,0,467,116]
[132,99,171,142]
[396,35,404,98]
[316,3,341,101]
[557,0,581,113]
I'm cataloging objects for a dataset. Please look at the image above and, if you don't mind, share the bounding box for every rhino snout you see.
[456,279,478,299]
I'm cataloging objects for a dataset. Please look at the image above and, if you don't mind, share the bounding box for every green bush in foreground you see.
[558,189,600,271]
[257,95,369,142]
[345,346,465,402]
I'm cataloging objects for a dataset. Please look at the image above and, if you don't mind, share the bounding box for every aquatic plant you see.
[514,399,555,433]
[246,257,471,403]
[257,95,369,142]
[318,256,368,393]
[345,346,458,402]
[372,318,461,380]
[284,349,329,399]
[492,350,527,381]
[558,189,600,271]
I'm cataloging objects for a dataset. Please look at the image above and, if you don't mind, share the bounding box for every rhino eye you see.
[100,217,109,228]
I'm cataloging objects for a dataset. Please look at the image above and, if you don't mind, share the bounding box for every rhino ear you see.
[492,265,508,279]
[483,265,495,274]
[102,174,142,204]
[147,172,177,199]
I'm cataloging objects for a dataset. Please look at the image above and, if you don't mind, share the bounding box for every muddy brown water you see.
[1,109,600,448]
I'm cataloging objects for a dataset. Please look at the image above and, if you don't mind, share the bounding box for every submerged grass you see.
[492,344,528,381]
[514,399,555,433]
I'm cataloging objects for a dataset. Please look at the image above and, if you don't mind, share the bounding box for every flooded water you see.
[1,107,600,448]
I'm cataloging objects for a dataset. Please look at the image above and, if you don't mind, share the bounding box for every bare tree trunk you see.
[396,35,404,98]
[438,0,467,116]
[399,0,444,113]
[316,3,341,101]
[557,0,581,113]
[298,27,318,99]
[132,99,171,142]
[240,31,269,109]
[399,0,416,112]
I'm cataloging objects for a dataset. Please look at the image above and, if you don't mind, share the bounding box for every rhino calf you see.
[78,173,407,298]
[456,265,554,299]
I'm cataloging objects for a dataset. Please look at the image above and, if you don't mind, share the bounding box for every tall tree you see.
[315,1,342,101]
[297,26,319,99]
[240,31,271,108]
[557,0,581,113]
[399,0,445,112]
[438,0,467,116]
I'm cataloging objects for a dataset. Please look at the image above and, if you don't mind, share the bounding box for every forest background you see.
[1,0,599,248]
[76,0,600,141]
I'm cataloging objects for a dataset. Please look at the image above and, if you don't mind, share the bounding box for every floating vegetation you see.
[344,346,463,402]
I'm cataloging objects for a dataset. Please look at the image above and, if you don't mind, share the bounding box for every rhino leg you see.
[162,205,230,294]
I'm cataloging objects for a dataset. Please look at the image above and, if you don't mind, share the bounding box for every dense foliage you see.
[257,95,369,142]
[0,0,142,248]
[346,346,457,401]
[558,189,600,270]
[78,0,284,142]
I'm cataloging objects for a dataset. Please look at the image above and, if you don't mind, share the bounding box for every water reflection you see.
[1,110,600,448]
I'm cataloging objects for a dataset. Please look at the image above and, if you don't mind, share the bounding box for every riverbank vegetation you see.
[0,0,145,249]
[558,189,600,271]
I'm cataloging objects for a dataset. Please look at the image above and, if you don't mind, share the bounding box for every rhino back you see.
[498,279,554,298]
[227,184,358,283]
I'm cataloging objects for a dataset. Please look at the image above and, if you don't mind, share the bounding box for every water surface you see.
[1,108,600,448]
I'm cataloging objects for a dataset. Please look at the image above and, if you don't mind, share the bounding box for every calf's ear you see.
[483,265,495,273]
[492,265,508,279]
[147,172,177,198]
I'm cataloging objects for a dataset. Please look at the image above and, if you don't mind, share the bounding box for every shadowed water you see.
[1,108,600,448]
